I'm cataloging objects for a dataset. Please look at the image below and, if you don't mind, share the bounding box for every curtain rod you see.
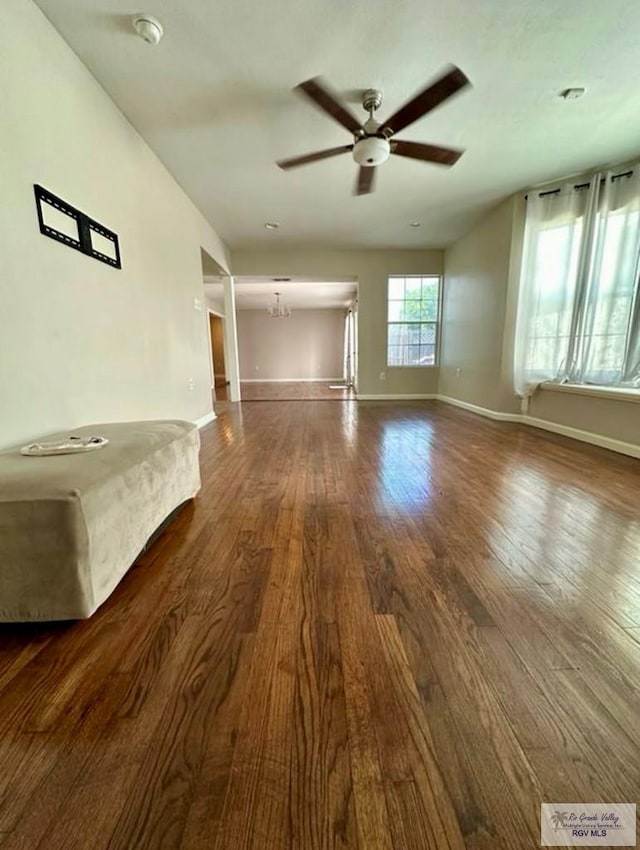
[525,169,633,200]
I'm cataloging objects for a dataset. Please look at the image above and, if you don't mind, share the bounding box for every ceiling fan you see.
[277,65,470,195]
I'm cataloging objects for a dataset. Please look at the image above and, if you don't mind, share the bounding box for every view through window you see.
[387,275,440,367]
[515,167,640,392]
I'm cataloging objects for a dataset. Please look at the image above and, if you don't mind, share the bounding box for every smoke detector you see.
[133,14,164,45]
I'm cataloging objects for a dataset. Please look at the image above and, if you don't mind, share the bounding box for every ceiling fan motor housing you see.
[352,136,391,167]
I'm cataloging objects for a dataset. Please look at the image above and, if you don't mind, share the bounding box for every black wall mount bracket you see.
[34,184,121,269]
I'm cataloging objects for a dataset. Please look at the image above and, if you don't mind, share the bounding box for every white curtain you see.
[343,310,350,382]
[514,165,640,397]
[343,306,357,385]
[578,171,640,386]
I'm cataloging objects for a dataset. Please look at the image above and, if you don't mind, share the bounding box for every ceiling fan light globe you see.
[352,137,390,167]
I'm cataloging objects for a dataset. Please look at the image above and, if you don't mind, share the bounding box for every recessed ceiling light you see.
[559,87,586,100]
[264,222,279,230]
[410,221,421,227]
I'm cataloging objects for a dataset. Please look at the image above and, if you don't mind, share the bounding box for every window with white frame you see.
[514,164,640,395]
[387,276,441,367]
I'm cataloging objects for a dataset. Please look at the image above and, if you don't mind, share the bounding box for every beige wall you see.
[237,309,344,380]
[205,294,226,315]
[231,249,443,396]
[0,0,230,449]
[440,198,521,414]
[528,390,640,446]
[441,193,639,447]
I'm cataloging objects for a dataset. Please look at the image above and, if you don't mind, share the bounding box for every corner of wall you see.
[439,195,519,413]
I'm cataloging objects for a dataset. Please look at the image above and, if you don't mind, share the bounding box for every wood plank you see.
[178,633,256,848]
[107,555,276,848]
[211,477,303,849]
[339,590,393,850]
[32,613,212,850]
[414,682,509,850]
[0,673,133,850]
[291,615,358,848]
[372,614,466,849]
[212,619,296,849]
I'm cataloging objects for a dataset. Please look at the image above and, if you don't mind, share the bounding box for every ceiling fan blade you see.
[391,140,464,166]
[296,78,363,135]
[355,166,376,195]
[380,66,470,136]
[277,145,353,169]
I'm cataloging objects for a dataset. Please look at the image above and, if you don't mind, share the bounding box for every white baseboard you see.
[435,394,640,459]
[194,411,217,428]
[241,377,344,383]
[436,394,519,422]
[357,393,438,401]
[520,414,640,459]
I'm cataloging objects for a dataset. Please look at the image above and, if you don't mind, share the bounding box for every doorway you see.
[208,312,228,401]
[233,277,358,402]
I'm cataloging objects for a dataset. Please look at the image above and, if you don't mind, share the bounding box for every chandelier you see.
[267,291,291,318]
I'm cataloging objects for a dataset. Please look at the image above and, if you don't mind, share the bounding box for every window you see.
[387,275,441,366]
[514,165,640,394]
[523,215,584,382]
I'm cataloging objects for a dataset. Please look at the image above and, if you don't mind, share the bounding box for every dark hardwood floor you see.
[239,381,355,401]
[0,400,638,849]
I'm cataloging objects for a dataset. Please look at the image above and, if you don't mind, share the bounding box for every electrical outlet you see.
[188,378,194,391]
[456,368,461,377]
[379,371,386,381]
[255,365,260,371]
[193,297,203,312]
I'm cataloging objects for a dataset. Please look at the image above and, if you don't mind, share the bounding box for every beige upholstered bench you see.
[0,420,201,622]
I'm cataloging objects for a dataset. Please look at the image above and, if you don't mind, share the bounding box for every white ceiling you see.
[204,277,357,310]
[35,0,640,250]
